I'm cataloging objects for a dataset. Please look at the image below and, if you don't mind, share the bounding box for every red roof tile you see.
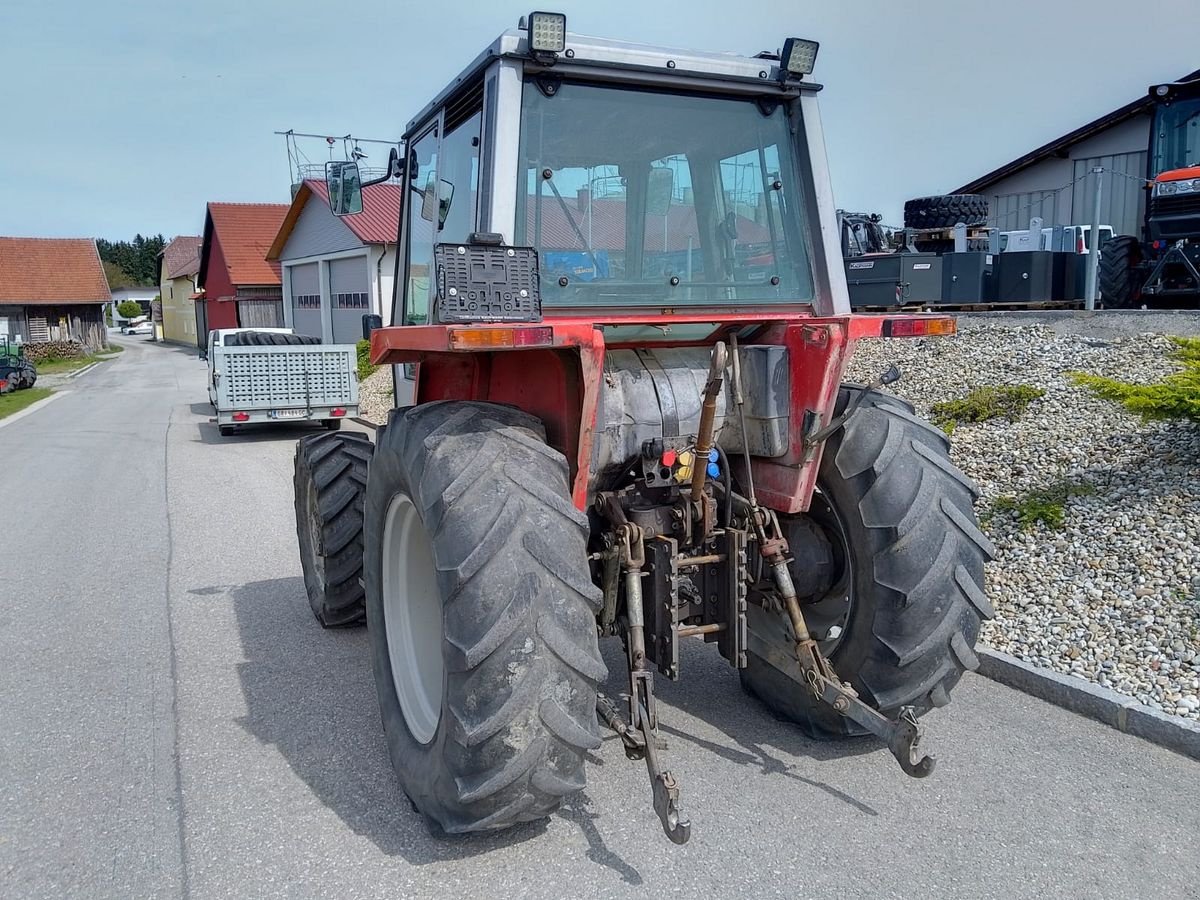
[267,180,400,259]
[0,237,112,305]
[162,235,201,280]
[201,203,289,287]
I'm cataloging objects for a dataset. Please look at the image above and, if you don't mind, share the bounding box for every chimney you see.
[577,187,591,209]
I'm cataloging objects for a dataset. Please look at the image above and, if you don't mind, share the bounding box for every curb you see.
[0,390,65,430]
[977,647,1200,762]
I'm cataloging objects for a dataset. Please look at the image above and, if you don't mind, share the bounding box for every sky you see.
[1,0,1197,242]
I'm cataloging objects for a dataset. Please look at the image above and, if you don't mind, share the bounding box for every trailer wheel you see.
[364,401,605,833]
[903,194,989,230]
[1098,235,1142,308]
[740,387,994,738]
[218,424,235,436]
[323,418,343,431]
[294,430,372,626]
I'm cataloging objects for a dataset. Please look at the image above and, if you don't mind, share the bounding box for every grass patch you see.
[1071,337,1199,423]
[0,387,53,420]
[990,480,1096,530]
[96,344,124,356]
[931,384,1045,429]
[35,353,113,375]
[356,340,379,382]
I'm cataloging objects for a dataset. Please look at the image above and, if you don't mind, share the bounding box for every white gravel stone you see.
[848,317,1200,722]
[358,367,394,424]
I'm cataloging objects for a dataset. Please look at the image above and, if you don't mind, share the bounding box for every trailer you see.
[207,328,359,436]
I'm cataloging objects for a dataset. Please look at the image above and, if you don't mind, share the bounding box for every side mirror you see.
[647,167,674,217]
[325,160,364,216]
[361,313,382,340]
[420,177,455,226]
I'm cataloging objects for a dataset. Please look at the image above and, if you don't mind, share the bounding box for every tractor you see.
[292,15,992,845]
[0,338,36,392]
[1101,75,1200,307]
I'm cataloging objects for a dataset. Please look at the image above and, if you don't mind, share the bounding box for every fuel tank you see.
[591,346,790,484]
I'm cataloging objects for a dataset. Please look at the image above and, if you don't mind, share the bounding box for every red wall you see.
[201,230,239,331]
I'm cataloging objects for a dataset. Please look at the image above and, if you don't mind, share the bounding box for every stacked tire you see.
[903,194,990,230]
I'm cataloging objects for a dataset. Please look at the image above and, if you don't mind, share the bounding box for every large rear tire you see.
[364,401,606,833]
[294,430,372,626]
[1098,235,1142,309]
[740,387,994,738]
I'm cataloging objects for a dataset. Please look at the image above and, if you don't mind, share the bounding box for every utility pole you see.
[1084,166,1104,311]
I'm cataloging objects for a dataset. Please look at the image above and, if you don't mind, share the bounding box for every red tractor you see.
[294,15,992,845]
[1101,75,1200,307]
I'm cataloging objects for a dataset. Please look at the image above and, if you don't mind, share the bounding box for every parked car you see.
[126,321,154,335]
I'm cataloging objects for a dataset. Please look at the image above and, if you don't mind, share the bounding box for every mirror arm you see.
[362,147,407,187]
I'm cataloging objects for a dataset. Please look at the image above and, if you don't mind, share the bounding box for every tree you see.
[97,234,166,287]
[116,300,144,319]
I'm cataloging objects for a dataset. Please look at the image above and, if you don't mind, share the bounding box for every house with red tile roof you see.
[196,202,289,340]
[157,235,202,345]
[0,237,112,350]
[266,180,401,343]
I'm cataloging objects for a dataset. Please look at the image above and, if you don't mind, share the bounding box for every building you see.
[195,202,290,344]
[109,286,160,325]
[157,236,201,344]
[0,237,112,349]
[955,68,1200,236]
[266,180,400,343]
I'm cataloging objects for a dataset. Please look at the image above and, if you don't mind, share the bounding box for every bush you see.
[931,384,1045,428]
[1071,337,1200,423]
[116,300,144,320]
[991,480,1095,531]
[356,339,379,382]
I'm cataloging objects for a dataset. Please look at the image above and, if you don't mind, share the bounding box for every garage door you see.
[329,256,369,344]
[289,263,322,340]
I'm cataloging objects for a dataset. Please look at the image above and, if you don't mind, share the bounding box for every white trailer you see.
[206,329,359,436]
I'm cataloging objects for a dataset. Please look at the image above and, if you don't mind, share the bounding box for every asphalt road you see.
[2,336,1198,899]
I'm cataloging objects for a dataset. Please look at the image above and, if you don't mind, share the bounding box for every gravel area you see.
[848,315,1200,721]
[358,367,393,424]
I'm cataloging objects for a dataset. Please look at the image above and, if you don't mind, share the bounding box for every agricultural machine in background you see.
[293,15,992,844]
[0,338,36,393]
[1100,75,1200,307]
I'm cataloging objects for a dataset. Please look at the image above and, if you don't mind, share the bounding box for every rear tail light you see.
[232,411,250,422]
[330,408,346,417]
[882,317,957,337]
[1077,237,1085,253]
[447,326,554,350]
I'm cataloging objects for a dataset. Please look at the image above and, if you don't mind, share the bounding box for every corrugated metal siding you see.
[281,196,363,260]
[329,256,369,344]
[288,262,322,340]
[1071,152,1147,237]
[991,190,1063,231]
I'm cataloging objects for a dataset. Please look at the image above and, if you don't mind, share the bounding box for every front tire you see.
[294,430,372,626]
[741,387,995,738]
[364,401,606,833]
[1098,235,1142,308]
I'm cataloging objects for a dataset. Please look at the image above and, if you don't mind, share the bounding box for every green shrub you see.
[1071,337,1200,423]
[991,481,1095,531]
[931,384,1045,429]
[356,339,378,382]
[116,300,144,319]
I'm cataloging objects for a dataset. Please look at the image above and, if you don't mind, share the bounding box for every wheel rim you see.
[799,488,854,656]
[302,477,326,586]
[381,492,444,744]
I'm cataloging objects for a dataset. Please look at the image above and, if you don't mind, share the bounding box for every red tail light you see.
[882,317,956,338]
[1077,237,1085,253]
[330,408,346,417]
[232,412,250,422]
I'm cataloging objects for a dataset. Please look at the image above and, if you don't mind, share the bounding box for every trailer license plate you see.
[272,409,308,419]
